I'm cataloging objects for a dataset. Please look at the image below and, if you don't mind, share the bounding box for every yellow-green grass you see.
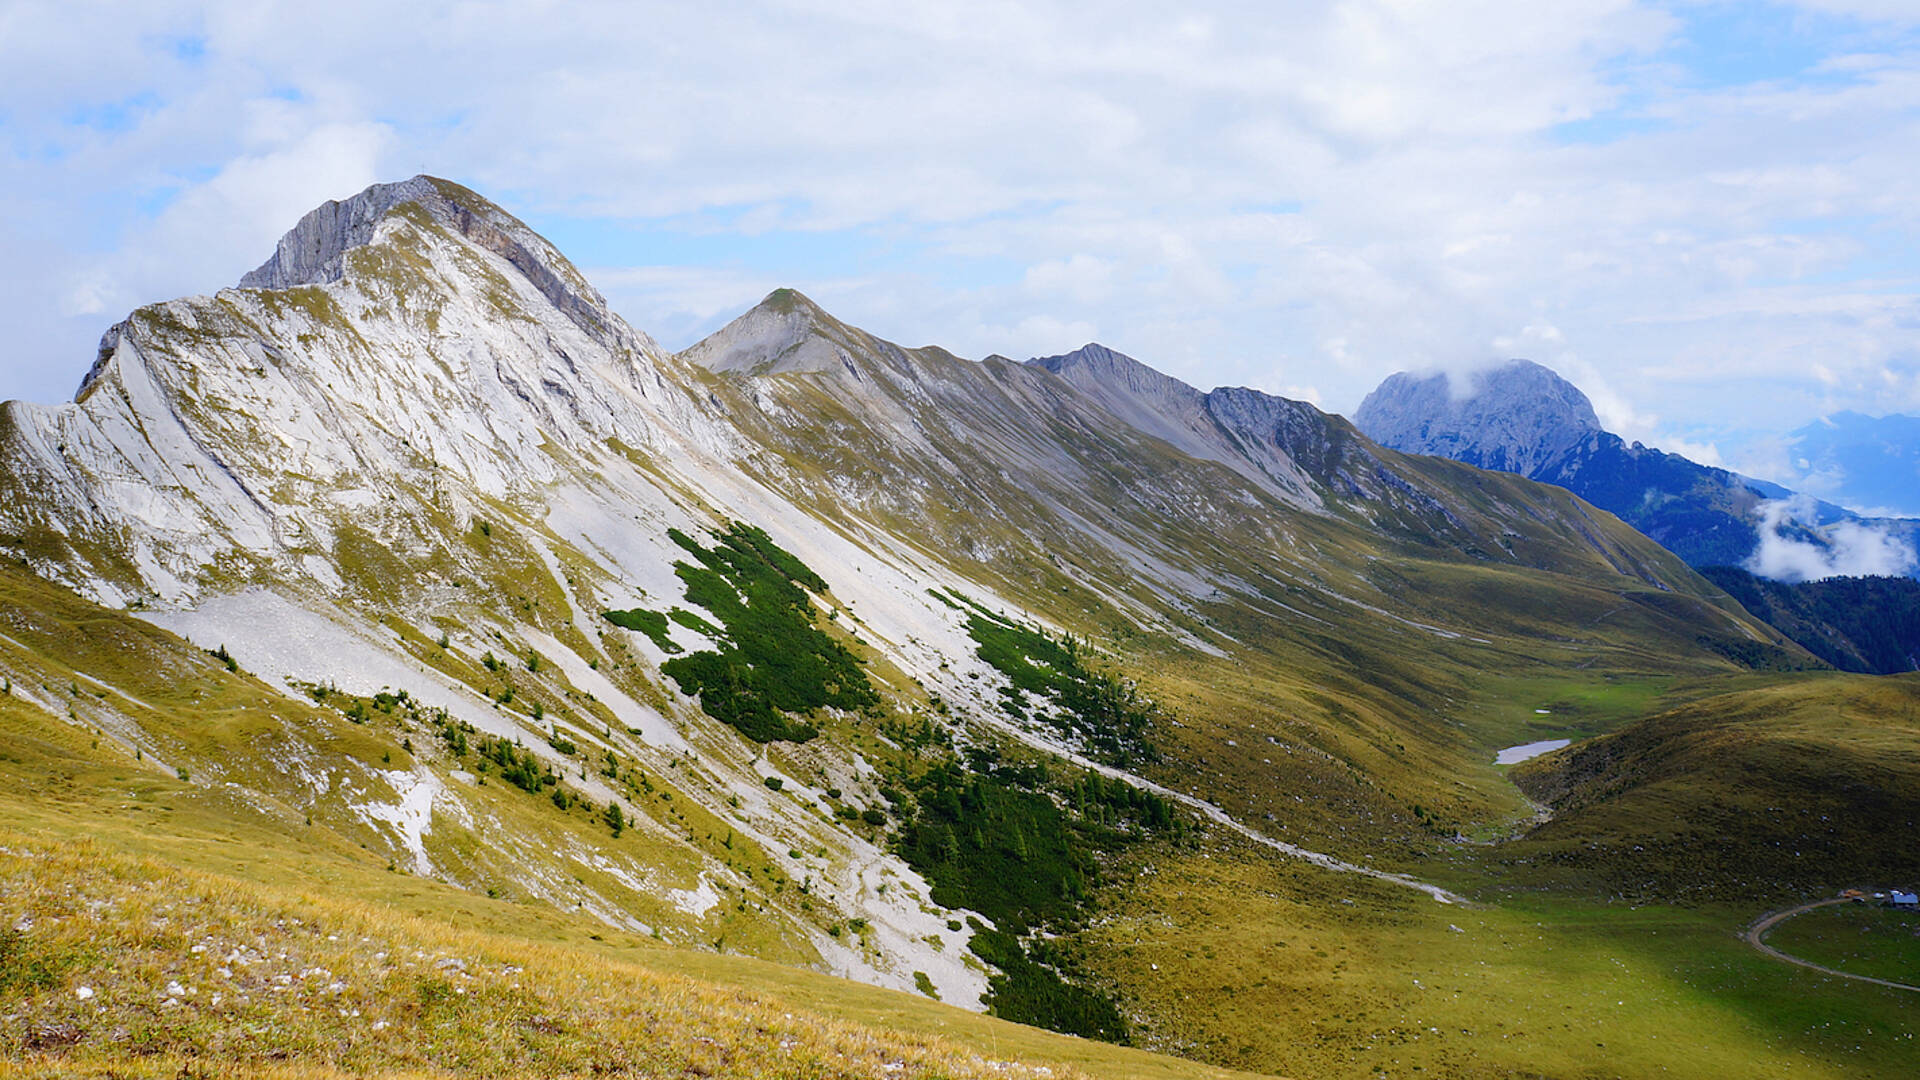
[0,728,1252,1080]
[1079,829,1920,1079]
[1108,552,1801,875]
[1764,904,1920,987]
[0,834,1059,1080]
[1507,673,1920,905]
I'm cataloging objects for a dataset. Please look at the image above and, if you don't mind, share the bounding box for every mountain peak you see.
[681,288,865,375]
[238,175,624,349]
[755,287,827,319]
[1030,341,1136,373]
[1028,343,1206,410]
[239,176,443,290]
[1354,359,1601,478]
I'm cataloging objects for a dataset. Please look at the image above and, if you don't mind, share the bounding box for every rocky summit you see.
[1353,359,1603,478]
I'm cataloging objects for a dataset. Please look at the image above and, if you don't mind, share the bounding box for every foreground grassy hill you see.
[1505,673,1920,904]
[9,549,1920,1079]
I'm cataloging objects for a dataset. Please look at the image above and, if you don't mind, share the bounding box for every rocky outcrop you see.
[1028,344,1324,509]
[240,175,645,354]
[2,175,716,605]
[240,177,441,291]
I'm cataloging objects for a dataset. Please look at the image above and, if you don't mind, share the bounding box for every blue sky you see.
[3,0,1918,500]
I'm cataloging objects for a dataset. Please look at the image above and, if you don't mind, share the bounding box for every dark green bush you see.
[656,523,876,743]
[957,603,1159,767]
[601,607,683,654]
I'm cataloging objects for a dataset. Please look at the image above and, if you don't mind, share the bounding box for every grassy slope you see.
[0,581,1250,1080]
[1765,904,1920,985]
[1506,673,1920,904]
[700,320,1800,874]
[1698,564,1920,675]
[1079,829,1920,1080]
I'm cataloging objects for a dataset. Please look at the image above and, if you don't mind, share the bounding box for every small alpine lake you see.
[1495,737,1572,765]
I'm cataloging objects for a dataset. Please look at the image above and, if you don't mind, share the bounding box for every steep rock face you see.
[1201,384,1357,503]
[1354,360,1601,477]
[2,176,718,603]
[239,177,440,291]
[1028,345,1322,509]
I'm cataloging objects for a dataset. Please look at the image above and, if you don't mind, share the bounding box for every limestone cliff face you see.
[2,175,716,605]
[239,177,441,291]
[240,176,645,353]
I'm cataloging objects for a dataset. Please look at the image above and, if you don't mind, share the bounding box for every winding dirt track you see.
[1744,899,1920,992]
[976,715,1468,904]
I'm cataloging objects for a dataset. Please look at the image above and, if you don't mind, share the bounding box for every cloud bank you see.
[1746,497,1919,582]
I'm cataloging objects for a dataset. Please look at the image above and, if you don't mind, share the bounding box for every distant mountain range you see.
[1784,409,1920,518]
[1354,359,1920,581]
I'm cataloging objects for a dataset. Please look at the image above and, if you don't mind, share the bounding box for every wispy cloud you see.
[1747,496,1919,581]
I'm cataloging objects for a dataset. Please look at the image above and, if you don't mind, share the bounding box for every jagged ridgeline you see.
[606,522,876,743]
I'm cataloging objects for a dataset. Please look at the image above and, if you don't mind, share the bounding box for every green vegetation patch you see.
[601,607,683,654]
[968,921,1129,1043]
[1701,564,1920,675]
[897,755,1176,933]
[658,523,876,743]
[898,760,1089,932]
[892,746,1179,1043]
[952,597,1159,768]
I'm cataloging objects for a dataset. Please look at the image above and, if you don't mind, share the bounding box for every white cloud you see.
[1023,254,1116,306]
[1746,496,1919,581]
[0,0,1913,458]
